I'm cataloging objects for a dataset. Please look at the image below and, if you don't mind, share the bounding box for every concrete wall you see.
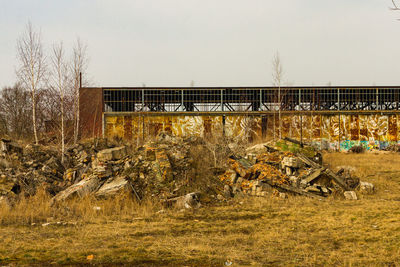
[104,113,400,150]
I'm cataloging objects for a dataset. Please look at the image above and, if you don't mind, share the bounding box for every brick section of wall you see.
[79,87,103,138]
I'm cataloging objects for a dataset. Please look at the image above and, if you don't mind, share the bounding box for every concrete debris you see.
[53,175,102,202]
[163,192,201,209]
[220,139,373,199]
[344,191,358,200]
[95,176,131,198]
[0,135,376,208]
[97,146,127,161]
[359,181,374,194]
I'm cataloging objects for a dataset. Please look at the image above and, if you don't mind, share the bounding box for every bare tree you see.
[50,42,69,163]
[0,83,31,138]
[16,22,47,144]
[272,51,284,139]
[391,0,400,10]
[71,37,88,144]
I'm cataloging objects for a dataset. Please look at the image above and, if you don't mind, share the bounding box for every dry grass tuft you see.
[0,190,161,226]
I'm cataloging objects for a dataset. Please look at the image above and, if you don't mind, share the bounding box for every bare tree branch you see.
[391,0,400,10]
[50,42,69,163]
[272,51,284,140]
[16,22,47,144]
[70,37,89,144]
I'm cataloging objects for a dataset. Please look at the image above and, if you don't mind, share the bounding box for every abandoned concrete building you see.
[79,86,400,150]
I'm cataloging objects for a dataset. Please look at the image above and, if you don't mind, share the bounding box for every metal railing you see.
[102,87,400,113]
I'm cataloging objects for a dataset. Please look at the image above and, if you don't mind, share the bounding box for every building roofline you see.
[81,85,400,90]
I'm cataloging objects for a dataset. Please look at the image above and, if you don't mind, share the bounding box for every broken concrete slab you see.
[97,146,127,161]
[344,191,358,200]
[95,176,131,198]
[359,181,374,194]
[53,175,102,202]
[163,192,201,209]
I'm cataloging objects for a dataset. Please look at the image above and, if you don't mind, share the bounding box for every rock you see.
[282,157,302,168]
[97,146,127,161]
[359,181,374,194]
[223,184,232,198]
[0,158,11,169]
[279,192,287,199]
[145,147,156,161]
[53,175,102,202]
[226,169,237,184]
[164,192,201,209]
[154,149,173,182]
[289,176,300,187]
[78,150,90,163]
[344,191,358,200]
[92,159,112,178]
[0,139,22,155]
[95,176,131,198]
[245,143,269,154]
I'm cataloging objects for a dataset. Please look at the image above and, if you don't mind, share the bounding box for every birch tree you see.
[391,0,400,10]
[16,22,46,144]
[272,51,284,139]
[50,42,69,163]
[71,38,88,144]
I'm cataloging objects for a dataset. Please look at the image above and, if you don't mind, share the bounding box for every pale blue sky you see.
[1,0,400,88]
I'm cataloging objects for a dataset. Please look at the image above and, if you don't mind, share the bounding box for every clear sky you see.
[1,0,400,88]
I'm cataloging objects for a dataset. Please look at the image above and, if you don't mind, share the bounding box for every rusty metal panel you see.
[79,87,103,138]
[123,116,133,140]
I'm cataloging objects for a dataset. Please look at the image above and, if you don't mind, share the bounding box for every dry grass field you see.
[1,152,400,266]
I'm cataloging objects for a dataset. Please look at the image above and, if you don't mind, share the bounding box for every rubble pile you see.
[220,141,374,200]
[0,135,376,209]
[0,135,229,208]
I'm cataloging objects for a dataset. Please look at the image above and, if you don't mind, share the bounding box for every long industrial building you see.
[79,86,400,150]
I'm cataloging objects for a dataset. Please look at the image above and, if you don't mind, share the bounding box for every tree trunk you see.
[32,91,38,145]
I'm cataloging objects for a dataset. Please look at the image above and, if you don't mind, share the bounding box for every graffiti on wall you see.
[105,113,400,150]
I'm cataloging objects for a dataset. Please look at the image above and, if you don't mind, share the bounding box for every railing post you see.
[141,89,145,111]
[221,89,224,111]
[181,89,184,111]
[259,89,262,111]
[299,88,302,144]
[338,88,341,151]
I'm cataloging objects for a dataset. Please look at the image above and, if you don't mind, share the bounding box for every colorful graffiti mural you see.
[104,113,400,150]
